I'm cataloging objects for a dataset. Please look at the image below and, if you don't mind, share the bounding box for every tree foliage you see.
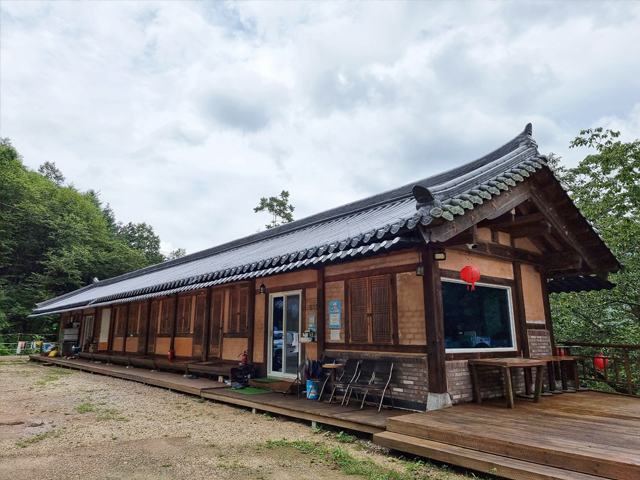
[549,128,640,344]
[254,190,295,229]
[0,139,180,335]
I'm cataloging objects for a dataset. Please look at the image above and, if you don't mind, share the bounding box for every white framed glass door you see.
[268,291,301,378]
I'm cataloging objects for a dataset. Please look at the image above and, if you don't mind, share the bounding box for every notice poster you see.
[330,330,341,341]
[308,314,315,328]
[328,300,341,328]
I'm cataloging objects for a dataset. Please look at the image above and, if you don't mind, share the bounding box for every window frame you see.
[441,278,517,354]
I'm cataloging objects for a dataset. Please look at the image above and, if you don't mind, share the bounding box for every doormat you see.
[232,387,272,395]
[252,378,281,383]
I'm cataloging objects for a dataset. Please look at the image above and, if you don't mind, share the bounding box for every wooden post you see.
[513,263,532,393]
[247,281,256,364]
[623,348,633,396]
[422,250,447,394]
[539,268,557,355]
[122,303,130,355]
[141,298,152,355]
[170,293,179,352]
[316,267,325,359]
[202,287,212,362]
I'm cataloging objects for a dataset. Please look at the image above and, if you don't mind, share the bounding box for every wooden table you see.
[468,358,547,408]
[532,355,581,393]
[322,363,344,403]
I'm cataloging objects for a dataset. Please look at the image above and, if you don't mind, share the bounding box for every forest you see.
[0,138,183,339]
[1,129,639,348]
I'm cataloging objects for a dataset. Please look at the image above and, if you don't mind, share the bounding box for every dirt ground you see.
[0,360,472,480]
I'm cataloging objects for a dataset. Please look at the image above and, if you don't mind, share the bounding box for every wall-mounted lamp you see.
[259,283,266,295]
[415,264,425,276]
[433,249,446,261]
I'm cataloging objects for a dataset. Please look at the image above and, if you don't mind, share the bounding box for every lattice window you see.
[127,304,139,335]
[159,297,175,334]
[228,285,250,333]
[348,275,393,344]
[114,307,127,336]
[176,296,192,334]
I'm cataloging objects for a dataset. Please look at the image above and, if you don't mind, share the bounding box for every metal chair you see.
[345,360,394,412]
[309,355,335,402]
[327,359,363,405]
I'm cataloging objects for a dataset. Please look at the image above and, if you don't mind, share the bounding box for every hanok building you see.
[32,124,619,411]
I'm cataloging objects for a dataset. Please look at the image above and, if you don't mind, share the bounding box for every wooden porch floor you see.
[377,391,640,480]
[28,355,640,479]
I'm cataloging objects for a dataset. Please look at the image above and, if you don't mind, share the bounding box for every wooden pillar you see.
[316,267,325,359]
[513,262,532,393]
[247,281,256,364]
[141,298,152,355]
[421,250,447,394]
[539,269,557,355]
[512,263,530,357]
[202,287,212,362]
[122,303,130,355]
[170,293,179,352]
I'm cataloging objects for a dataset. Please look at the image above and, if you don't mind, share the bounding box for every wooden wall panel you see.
[222,337,247,361]
[440,249,514,279]
[520,263,546,324]
[514,238,542,254]
[155,337,170,356]
[125,337,138,353]
[253,293,265,363]
[260,270,317,289]
[174,337,193,357]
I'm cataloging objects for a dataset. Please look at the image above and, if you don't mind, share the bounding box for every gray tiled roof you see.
[33,124,547,315]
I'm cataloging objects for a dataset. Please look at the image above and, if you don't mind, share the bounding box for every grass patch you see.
[96,408,129,422]
[75,402,94,414]
[15,430,58,448]
[264,439,464,480]
[335,431,357,443]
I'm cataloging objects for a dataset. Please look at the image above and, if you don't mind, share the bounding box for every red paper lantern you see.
[594,353,609,371]
[460,266,481,290]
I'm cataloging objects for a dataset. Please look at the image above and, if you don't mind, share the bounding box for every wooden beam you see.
[486,212,546,231]
[541,232,563,251]
[509,221,552,239]
[316,267,325,359]
[512,263,530,358]
[540,251,583,272]
[427,182,531,244]
[540,273,557,355]
[202,287,212,361]
[246,281,255,364]
[421,250,447,394]
[449,242,540,265]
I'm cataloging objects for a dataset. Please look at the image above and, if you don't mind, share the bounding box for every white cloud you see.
[2,1,639,255]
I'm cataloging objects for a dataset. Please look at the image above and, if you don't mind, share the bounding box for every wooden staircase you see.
[373,394,640,480]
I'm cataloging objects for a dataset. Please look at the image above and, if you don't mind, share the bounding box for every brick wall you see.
[446,360,526,404]
[396,272,426,345]
[327,351,428,409]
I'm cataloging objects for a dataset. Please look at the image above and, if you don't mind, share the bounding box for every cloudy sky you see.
[2,2,639,256]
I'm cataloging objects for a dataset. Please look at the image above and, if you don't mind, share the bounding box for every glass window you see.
[441,280,515,351]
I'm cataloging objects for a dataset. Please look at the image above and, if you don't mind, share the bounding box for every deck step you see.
[374,432,608,480]
[385,412,639,480]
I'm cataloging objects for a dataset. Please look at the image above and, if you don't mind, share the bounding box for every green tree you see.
[167,248,187,260]
[254,190,295,229]
[0,138,165,335]
[116,222,165,265]
[37,161,65,185]
[549,128,640,344]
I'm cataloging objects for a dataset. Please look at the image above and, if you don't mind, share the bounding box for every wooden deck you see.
[377,391,640,480]
[28,355,403,433]
[27,355,640,479]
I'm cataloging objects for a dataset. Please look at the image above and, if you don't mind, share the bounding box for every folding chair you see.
[285,359,311,397]
[326,359,361,405]
[346,361,394,412]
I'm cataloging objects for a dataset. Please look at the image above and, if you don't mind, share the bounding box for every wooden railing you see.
[557,342,640,396]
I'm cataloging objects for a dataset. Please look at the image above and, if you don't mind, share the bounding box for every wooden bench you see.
[468,358,547,408]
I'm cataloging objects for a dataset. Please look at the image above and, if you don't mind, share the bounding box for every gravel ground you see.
[0,361,471,480]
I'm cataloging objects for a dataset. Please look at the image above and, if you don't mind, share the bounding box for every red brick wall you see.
[326,351,428,408]
[446,360,527,404]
